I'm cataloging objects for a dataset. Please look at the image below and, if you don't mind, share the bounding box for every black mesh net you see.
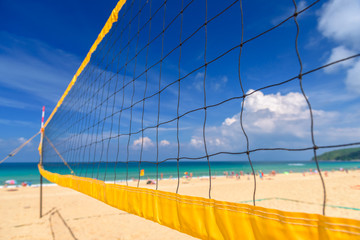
[42,0,360,215]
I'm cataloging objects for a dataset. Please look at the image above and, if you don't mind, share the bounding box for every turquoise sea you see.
[1,161,359,187]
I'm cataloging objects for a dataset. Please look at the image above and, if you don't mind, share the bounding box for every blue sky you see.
[0,0,119,161]
[1,0,359,163]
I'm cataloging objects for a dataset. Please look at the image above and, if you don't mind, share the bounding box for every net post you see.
[39,106,45,218]
[40,174,43,218]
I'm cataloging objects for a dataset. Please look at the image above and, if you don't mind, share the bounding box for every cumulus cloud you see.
[345,60,360,94]
[223,116,237,126]
[160,140,170,146]
[324,46,356,73]
[189,90,342,152]
[133,137,154,148]
[317,0,360,94]
[245,91,309,118]
[224,90,318,137]
[190,138,203,148]
[190,136,225,148]
[318,0,360,50]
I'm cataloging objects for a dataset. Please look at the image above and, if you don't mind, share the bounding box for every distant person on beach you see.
[259,171,263,180]
[146,180,155,185]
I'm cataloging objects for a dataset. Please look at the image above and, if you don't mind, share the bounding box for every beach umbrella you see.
[5,179,17,185]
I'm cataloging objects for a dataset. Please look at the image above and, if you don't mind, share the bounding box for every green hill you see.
[313,147,360,161]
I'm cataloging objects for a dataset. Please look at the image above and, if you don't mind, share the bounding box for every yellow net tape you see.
[39,165,360,240]
[43,0,127,129]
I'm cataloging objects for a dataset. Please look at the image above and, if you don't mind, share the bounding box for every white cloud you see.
[160,140,170,146]
[317,0,360,94]
[222,90,314,137]
[190,138,203,148]
[132,137,154,148]
[190,136,225,148]
[345,60,360,94]
[318,0,360,50]
[209,138,225,146]
[245,90,309,118]
[324,46,356,73]
[189,90,342,151]
[243,90,337,137]
[223,116,237,126]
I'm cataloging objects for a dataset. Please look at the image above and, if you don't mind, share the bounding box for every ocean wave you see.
[288,163,305,166]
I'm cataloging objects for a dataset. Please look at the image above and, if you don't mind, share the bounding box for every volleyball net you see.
[39,0,360,238]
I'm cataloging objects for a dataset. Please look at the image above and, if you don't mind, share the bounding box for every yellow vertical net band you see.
[39,165,360,239]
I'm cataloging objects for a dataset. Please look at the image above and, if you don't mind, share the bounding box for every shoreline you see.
[2,160,359,187]
[1,168,358,188]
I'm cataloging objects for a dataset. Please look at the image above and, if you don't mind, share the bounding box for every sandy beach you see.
[1,170,359,240]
